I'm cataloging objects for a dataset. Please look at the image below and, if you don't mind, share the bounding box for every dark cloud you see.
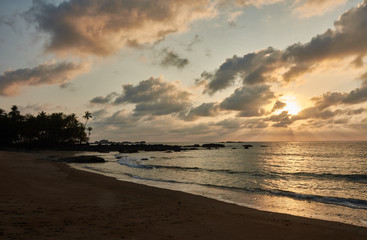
[183,102,220,121]
[272,100,286,112]
[91,109,108,120]
[220,85,275,117]
[90,77,192,117]
[201,47,282,94]
[202,1,367,94]
[214,118,242,129]
[25,0,215,56]
[242,118,268,128]
[90,92,119,105]
[0,61,89,96]
[268,111,293,127]
[59,82,76,91]
[159,48,189,69]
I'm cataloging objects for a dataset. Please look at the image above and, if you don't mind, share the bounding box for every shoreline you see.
[1,150,367,239]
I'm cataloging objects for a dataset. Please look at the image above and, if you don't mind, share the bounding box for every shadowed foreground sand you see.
[1,151,366,240]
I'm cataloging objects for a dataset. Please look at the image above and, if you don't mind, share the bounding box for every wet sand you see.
[1,150,366,240]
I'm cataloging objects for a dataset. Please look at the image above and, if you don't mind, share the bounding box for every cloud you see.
[292,0,347,18]
[183,102,221,121]
[266,80,367,127]
[215,118,242,129]
[170,122,215,135]
[0,61,89,96]
[268,111,293,127]
[90,76,192,117]
[90,92,119,105]
[91,109,108,120]
[59,82,76,91]
[202,1,367,93]
[219,0,283,8]
[242,118,268,128]
[0,15,16,28]
[185,34,202,51]
[227,10,243,26]
[272,100,286,112]
[220,85,275,117]
[95,110,137,127]
[25,0,216,56]
[201,47,283,94]
[159,48,189,69]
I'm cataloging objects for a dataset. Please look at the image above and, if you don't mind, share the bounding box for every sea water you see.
[70,142,367,227]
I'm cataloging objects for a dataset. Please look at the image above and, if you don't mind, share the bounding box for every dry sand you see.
[1,150,366,240]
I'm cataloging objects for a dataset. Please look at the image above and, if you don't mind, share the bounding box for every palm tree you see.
[87,127,93,137]
[9,105,20,119]
[83,111,92,126]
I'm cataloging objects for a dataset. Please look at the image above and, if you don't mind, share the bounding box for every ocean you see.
[70,141,367,227]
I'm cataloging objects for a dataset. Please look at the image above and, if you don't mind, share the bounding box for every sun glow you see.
[276,96,302,115]
[283,100,301,115]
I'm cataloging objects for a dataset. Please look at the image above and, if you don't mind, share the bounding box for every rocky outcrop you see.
[58,156,106,163]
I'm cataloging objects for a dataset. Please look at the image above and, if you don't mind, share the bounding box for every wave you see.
[124,173,367,210]
[117,156,367,183]
[263,189,367,210]
[283,172,367,182]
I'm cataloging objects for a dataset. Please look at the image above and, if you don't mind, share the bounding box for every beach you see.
[1,151,367,240]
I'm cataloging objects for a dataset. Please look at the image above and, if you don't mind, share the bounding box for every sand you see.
[1,150,366,240]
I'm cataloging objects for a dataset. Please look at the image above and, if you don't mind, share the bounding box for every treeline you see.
[0,105,88,146]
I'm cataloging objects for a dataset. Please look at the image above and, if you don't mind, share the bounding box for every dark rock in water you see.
[243,144,254,149]
[97,149,110,153]
[58,156,106,163]
[260,145,269,147]
[201,143,225,148]
[119,149,139,153]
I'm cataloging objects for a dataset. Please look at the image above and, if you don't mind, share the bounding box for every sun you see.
[275,96,302,115]
[283,100,301,115]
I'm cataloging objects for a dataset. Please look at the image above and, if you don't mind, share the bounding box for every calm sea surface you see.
[70,142,367,227]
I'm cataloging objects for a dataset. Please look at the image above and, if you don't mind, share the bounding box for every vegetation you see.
[0,105,89,147]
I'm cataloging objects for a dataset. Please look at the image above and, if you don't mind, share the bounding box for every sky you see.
[1,0,367,142]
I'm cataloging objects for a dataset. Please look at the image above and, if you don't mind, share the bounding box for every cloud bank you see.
[91,76,192,117]
[26,0,216,56]
[201,0,367,94]
[0,61,89,96]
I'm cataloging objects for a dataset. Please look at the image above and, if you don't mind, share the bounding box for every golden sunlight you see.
[283,100,301,115]
[277,96,302,115]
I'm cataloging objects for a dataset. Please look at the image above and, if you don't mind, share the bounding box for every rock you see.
[119,149,139,153]
[243,144,254,149]
[58,156,106,163]
[201,143,225,148]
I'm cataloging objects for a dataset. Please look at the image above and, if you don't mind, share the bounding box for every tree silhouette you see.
[83,111,92,126]
[0,106,87,146]
[87,126,93,137]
